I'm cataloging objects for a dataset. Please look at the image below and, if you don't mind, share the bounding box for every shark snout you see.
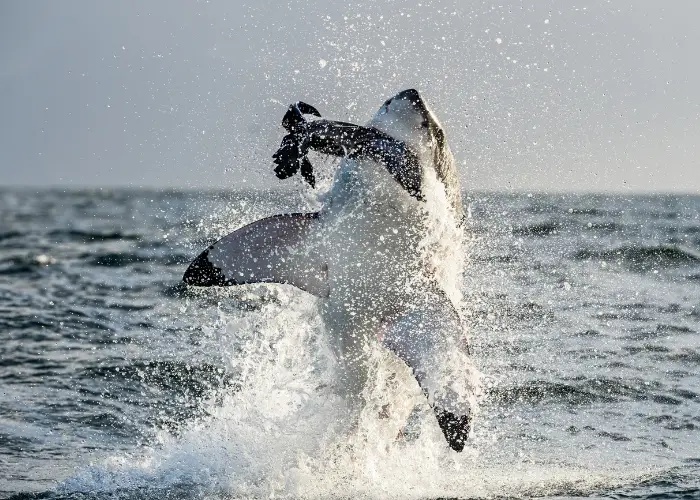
[386,88,429,120]
[393,88,421,102]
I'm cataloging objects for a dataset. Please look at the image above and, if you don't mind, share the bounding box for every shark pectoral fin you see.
[183,212,329,298]
[379,293,473,451]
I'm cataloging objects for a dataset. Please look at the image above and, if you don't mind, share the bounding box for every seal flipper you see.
[379,291,473,452]
[305,120,423,200]
[273,110,423,199]
[183,212,329,297]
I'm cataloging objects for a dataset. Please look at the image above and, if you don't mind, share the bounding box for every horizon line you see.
[1,184,699,197]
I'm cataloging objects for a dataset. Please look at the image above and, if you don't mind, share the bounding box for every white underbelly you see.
[318,158,426,378]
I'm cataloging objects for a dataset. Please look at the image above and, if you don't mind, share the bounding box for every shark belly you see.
[318,157,426,398]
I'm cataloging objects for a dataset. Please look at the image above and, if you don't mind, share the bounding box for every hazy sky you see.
[1,0,698,192]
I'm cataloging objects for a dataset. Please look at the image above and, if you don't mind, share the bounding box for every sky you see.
[0,0,698,192]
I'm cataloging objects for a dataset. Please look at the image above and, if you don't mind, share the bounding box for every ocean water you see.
[1,188,699,499]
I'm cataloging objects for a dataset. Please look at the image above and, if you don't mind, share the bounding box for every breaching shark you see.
[183,89,475,451]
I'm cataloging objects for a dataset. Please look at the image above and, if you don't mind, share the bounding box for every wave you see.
[0,230,23,242]
[0,250,189,277]
[665,349,700,365]
[82,360,235,400]
[511,220,628,237]
[487,376,681,406]
[574,244,700,269]
[87,252,191,267]
[512,221,560,236]
[47,229,141,243]
[0,255,57,276]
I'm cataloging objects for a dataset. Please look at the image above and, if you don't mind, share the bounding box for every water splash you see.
[9,190,691,498]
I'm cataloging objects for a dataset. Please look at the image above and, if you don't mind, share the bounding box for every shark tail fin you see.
[379,290,473,451]
[183,212,329,298]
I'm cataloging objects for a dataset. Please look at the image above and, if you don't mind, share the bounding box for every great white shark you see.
[183,89,475,451]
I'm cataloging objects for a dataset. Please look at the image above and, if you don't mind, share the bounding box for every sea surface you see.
[1,188,699,499]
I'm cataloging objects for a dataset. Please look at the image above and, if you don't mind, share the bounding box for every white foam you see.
[57,189,653,498]
[58,282,654,499]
